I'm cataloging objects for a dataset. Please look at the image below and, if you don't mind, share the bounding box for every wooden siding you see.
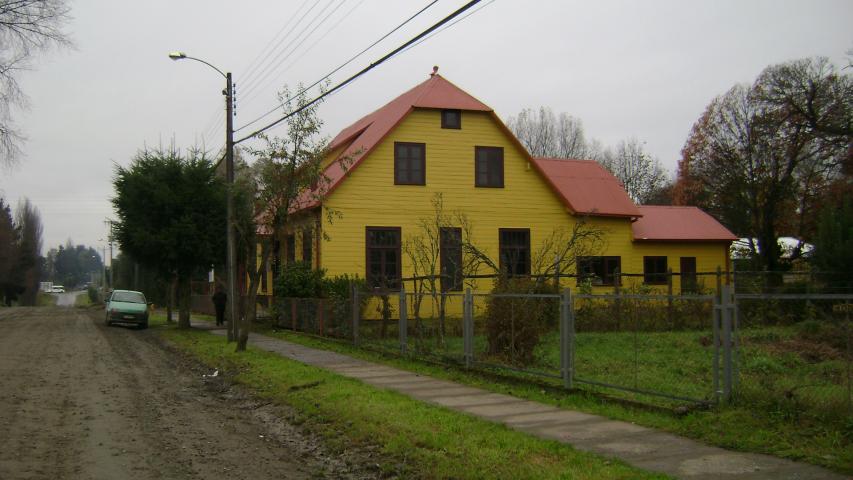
[320,108,639,289]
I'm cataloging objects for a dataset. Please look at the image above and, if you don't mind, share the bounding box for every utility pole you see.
[225,72,238,343]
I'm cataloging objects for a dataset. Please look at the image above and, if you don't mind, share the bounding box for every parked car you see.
[105,289,150,329]
[50,285,65,293]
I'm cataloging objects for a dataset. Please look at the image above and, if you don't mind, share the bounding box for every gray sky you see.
[1,0,851,256]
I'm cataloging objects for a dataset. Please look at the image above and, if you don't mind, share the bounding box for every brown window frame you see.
[499,228,530,277]
[577,256,622,286]
[643,256,668,285]
[441,109,461,129]
[302,229,313,266]
[394,142,426,185]
[365,227,402,290]
[475,146,504,188]
[680,257,698,293]
[440,227,463,291]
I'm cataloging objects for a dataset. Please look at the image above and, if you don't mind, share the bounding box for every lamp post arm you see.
[181,55,228,80]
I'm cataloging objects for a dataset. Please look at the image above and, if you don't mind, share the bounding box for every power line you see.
[235,0,439,133]
[235,0,482,144]
[239,0,320,91]
[238,0,343,103]
[399,0,496,56]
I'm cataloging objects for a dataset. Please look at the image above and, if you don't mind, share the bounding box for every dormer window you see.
[441,109,461,129]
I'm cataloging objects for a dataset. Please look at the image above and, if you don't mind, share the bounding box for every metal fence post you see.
[560,288,574,389]
[721,285,734,401]
[352,285,360,346]
[399,286,408,355]
[464,287,473,368]
[712,289,721,402]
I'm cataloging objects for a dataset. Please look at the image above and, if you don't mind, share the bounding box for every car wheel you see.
[138,321,148,330]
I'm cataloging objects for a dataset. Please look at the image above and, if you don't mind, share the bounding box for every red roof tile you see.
[529,158,642,218]
[632,206,737,242]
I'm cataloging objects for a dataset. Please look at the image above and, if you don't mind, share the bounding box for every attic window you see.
[441,109,461,129]
[475,146,504,188]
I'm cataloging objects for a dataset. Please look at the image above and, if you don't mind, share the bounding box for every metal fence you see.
[270,286,852,422]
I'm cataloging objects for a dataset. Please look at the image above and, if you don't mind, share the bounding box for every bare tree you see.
[599,138,668,204]
[237,84,356,352]
[0,0,72,167]
[507,107,589,159]
[676,57,850,272]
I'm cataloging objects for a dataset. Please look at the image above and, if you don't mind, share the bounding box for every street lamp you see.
[169,51,238,341]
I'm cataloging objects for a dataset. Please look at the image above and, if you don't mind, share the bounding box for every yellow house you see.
[258,71,736,300]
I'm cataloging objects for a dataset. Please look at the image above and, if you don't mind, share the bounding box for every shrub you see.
[274,261,325,298]
[87,285,100,304]
[483,277,556,366]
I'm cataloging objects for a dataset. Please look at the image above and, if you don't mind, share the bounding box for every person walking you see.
[212,286,227,326]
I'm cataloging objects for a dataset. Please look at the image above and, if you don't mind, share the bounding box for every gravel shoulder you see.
[0,307,376,480]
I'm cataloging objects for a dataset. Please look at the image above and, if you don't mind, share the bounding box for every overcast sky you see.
[1,0,851,257]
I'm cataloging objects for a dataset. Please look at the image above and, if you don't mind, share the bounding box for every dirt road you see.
[0,307,376,480]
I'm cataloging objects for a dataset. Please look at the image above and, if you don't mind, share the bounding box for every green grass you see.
[156,325,666,480]
[256,323,853,475]
[36,291,57,306]
[74,292,91,307]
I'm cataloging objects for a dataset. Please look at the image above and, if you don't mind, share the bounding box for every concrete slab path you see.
[195,321,846,480]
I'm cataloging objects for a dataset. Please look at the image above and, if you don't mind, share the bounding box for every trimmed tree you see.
[112,147,226,328]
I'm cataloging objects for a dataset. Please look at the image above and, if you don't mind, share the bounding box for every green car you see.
[105,289,150,329]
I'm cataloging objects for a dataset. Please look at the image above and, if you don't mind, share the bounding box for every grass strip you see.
[256,325,852,475]
[159,326,667,480]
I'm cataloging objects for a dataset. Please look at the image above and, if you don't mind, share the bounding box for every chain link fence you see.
[262,284,852,423]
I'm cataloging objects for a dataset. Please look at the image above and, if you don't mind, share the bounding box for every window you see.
[475,146,504,188]
[272,240,281,277]
[286,234,295,264]
[302,229,313,265]
[366,227,401,289]
[499,229,530,277]
[441,109,461,129]
[644,256,668,285]
[440,227,463,291]
[394,142,425,185]
[680,257,697,293]
[577,256,621,286]
[260,258,268,293]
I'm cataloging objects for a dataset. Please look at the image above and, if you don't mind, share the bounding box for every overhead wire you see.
[237,0,344,104]
[235,0,439,133]
[398,0,496,56]
[235,0,482,144]
[238,0,321,91]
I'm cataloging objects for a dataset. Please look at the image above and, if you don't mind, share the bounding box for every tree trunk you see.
[177,274,191,329]
[237,240,270,352]
[167,274,177,323]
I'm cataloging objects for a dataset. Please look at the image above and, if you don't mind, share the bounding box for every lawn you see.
[155,322,666,480]
[257,321,853,474]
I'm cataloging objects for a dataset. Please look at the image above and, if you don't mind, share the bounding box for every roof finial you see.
[430,65,439,77]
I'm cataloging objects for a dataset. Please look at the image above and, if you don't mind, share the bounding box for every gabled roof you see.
[632,206,737,242]
[529,158,642,218]
[302,74,493,209]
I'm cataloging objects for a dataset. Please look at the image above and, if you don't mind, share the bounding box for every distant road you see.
[55,291,82,307]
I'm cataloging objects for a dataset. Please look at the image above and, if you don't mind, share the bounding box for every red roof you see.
[632,206,737,242]
[530,158,642,218]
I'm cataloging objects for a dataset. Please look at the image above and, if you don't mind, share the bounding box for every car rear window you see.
[112,291,146,303]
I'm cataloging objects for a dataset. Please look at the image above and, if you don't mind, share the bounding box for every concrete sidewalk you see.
[195,322,845,480]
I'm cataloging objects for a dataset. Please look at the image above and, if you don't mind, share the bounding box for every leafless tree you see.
[676,57,850,272]
[599,138,668,204]
[0,0,71,167]
[507,107,590,159]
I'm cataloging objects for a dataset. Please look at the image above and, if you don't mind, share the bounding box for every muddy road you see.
[0,307,376,480]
